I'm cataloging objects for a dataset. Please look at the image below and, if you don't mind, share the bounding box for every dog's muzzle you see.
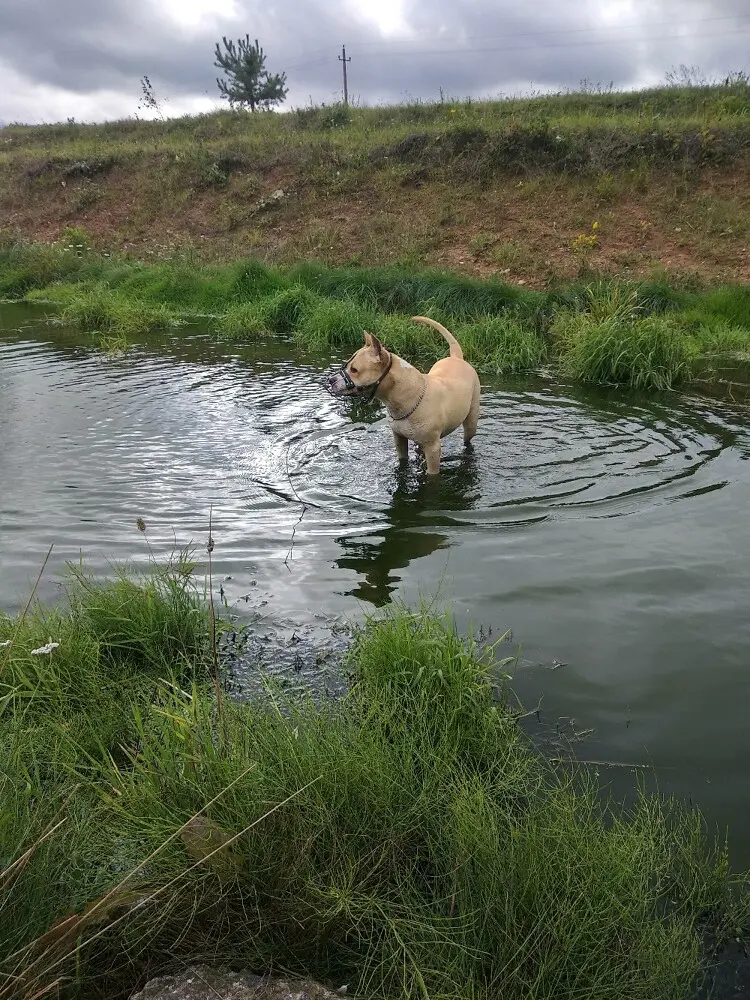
[325,353,393,401]
[325,366,358,397]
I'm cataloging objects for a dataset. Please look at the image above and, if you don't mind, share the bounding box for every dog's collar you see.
[335,351,393,403]
[388,376,427,422]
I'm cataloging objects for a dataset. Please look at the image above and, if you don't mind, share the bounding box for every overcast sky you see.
[0,0,748,124]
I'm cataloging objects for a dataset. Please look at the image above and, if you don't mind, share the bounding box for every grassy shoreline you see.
[2,82,750,284]
[3,238,750,389]
[1,561,748,999]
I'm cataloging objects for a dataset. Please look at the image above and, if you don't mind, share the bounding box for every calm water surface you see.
[2,303,749,864]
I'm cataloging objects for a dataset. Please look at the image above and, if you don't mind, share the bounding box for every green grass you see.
[4,238,750,387]
[551,287,692,390]
[286,262,538,322]
[295,297,381,351]
[0,238,105,299]
[554,311,696,390]
[2,80,750,291]
[59,288,182,336]
[455,316,547,374]
[1,569,748,1000]
[551,284,750,389]
[691,320,750,357]
[0,556,208,730]
[3,79,750,181]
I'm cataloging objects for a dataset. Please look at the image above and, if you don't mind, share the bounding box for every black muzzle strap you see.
[333,351,393,403]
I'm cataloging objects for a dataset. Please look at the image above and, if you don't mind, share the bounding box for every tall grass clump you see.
[685,285,750,330]
[0,239,95,298]
[373,313,545,373]
[0,558,208,721]
[296,296,378,350]
[290,262,540,323]
[416,270,540,325]
[1,585,747,1000]
[458,316,546,373]
[228,259,287,302]
[256,284,324,332]
[217,286,323,339]
[552,286,696,389]
[554,311,695,389]
[82,259,255,315]
[60,287,180,335]
[371,311,440,362]
[690,320,750,357]
[0,558,211,998]
[110,263,217,314]
[215,299,270,339]
[109,258,287,314]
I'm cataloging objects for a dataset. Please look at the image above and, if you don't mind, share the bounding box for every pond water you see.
[2,302,750,866]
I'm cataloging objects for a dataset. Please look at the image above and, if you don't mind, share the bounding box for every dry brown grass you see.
[2,163,749,288]
[2,85,750,286]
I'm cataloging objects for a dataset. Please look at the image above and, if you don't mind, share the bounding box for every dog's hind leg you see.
[463,381,481,448]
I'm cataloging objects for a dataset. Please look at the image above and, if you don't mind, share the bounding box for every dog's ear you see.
[363,331,373,348]
[364,331,385,359]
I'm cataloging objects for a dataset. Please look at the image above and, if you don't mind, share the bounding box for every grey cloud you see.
[0,0,748,122]
[333,0,750,102]
[0,0,372,107]
[1,0,227,95]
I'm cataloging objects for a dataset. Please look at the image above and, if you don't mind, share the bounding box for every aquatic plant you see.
[4,240,750,388]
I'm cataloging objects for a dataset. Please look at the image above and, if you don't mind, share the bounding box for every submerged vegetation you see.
[2,237,750,389]
[0,560,748,999]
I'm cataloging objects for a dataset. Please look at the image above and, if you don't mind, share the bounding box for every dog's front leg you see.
[423,439,441,475]
[392,430,409,462]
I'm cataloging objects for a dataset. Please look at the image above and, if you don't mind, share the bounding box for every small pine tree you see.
[214,36,288,111]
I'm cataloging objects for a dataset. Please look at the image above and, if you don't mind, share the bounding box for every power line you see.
[356,26,750,60]
[284,11,750,68]
[283,19,750,76]
[285,55,332,73]
[325,12,750,50]
[283,27,750,79]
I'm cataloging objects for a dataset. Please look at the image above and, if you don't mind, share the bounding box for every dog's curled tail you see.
[411,316,463,359]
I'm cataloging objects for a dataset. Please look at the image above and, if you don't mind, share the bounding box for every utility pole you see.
[338,44,351,105]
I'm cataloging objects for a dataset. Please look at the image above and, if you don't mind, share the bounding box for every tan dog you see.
[325,316,480,474]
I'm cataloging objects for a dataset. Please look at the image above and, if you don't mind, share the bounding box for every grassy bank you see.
[1,560,748,999]
[3,237,750,389]
[1,81,750,284]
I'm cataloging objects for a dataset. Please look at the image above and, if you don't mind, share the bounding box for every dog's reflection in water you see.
[335,449,480,606]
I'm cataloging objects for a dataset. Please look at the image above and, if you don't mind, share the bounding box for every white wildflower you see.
[30,638,60,656]
[0,640,11,648]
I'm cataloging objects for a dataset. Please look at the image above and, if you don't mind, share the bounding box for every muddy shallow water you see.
[2,302,750,874]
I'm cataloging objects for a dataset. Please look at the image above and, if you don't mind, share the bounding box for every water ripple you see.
[0,325,745,614]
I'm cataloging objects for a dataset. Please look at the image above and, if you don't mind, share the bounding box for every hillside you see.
[2,81,750,288]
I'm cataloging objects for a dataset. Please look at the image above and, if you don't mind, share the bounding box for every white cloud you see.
[160,0,241,32]
[351,0,412,38]
[0,60,216,123]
